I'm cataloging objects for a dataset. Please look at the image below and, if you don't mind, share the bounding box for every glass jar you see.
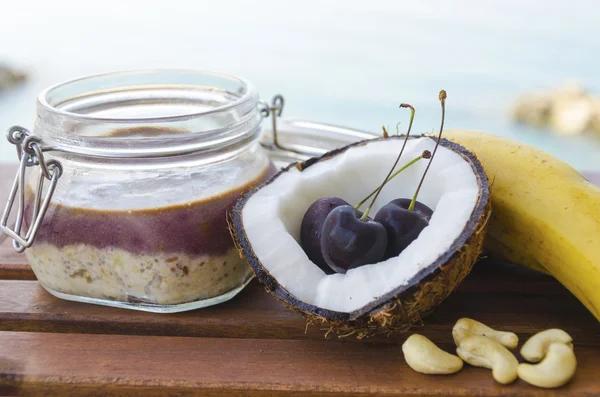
[2,70,277,312]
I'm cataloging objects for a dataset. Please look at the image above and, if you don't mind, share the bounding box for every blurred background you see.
[1,0,599,170]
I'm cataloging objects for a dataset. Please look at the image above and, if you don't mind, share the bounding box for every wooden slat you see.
[0,331,598,397]
[0,263,32,280]
[0,260,598,345]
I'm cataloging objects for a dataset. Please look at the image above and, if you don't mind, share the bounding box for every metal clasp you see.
[258,95,378,165]
[260,94,323,157]
[1,126,63,253]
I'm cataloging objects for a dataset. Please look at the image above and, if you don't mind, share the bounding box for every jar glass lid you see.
[39,69,257,123]
[34,69,262,159]
[259,116,376,168]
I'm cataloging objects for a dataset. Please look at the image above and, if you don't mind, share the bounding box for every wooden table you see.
[0,165,598,396]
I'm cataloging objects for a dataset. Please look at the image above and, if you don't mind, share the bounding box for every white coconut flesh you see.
[241,137,480,313]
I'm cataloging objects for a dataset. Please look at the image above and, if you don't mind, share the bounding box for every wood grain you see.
[0,260,598,345]
[0,331,598,397]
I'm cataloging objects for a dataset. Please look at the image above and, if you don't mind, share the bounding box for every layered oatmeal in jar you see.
[4,70,277,312]
[27,160,274,306]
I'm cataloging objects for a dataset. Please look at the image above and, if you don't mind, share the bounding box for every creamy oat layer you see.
[26,243,252,305]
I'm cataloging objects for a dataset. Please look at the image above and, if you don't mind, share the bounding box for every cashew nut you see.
[456,335,519,384]
[452,318,519,349]
[520,329,573,363]
[402,334,463,375]
[518,343,577,388]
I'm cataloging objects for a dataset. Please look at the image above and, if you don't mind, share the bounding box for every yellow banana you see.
[443,130,600,321]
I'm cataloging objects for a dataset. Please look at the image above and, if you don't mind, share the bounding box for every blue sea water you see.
[1,0,599,170]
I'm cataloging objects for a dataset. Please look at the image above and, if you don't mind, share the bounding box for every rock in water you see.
[512,82,600,138]
[0,65,27,91]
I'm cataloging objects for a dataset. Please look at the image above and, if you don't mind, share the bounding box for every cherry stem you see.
[355,152,429,210]
[359,104,416,221]
[408,90,446,211]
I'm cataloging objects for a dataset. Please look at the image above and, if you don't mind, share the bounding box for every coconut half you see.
[231,135,490,338]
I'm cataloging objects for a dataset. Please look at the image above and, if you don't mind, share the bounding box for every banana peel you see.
[485,234,549,274]
[442,130,600,321]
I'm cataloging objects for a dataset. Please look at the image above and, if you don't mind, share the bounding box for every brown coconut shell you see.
[230,135,491,339]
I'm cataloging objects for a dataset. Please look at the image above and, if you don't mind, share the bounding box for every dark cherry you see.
[374,203,430,259]
[300,197,349,274]
[320,205,388,274]
[387,198,433,221]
